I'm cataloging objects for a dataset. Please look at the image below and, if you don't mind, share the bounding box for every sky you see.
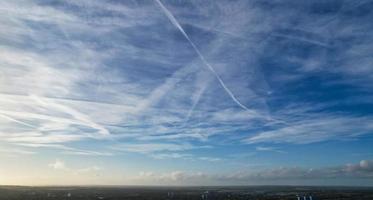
[0,0,373,186]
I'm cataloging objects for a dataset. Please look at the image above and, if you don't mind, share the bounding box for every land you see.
[0,186,372,200]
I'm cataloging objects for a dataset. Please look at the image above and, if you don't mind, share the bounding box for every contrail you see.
[0,113,36,128]
[272,33,330,48]
[184,82,207,125]
[30,95,110,136]
[155,0,250,111]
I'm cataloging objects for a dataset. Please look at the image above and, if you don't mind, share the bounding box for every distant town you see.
[0,186,372,200]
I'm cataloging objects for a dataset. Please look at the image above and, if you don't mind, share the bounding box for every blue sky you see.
[0,0,373,186]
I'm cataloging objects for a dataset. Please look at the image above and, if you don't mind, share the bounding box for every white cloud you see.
[48,160,69,171]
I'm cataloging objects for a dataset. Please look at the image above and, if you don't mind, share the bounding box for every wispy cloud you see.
[0,148,36,156]
[48,159,102,174]
[111,142,205,154]
[150,152,222,162]
[244,112,373,144]
[256,146,285,153]
[76,166,101,173]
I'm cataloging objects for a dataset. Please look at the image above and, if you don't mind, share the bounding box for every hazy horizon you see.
[0,0,372,186]
[1,184,373,188]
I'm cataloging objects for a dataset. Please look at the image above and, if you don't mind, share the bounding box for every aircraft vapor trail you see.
[155,0,250,111]
[0,113,36,128]
[184,83,207,125]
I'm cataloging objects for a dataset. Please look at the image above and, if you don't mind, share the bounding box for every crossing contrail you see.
[155,0,250,111]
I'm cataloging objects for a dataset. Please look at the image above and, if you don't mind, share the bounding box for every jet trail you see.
[155,0,250,111]
[30,95,110,136]
[0,113,36,128]
[184,83,207,125]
